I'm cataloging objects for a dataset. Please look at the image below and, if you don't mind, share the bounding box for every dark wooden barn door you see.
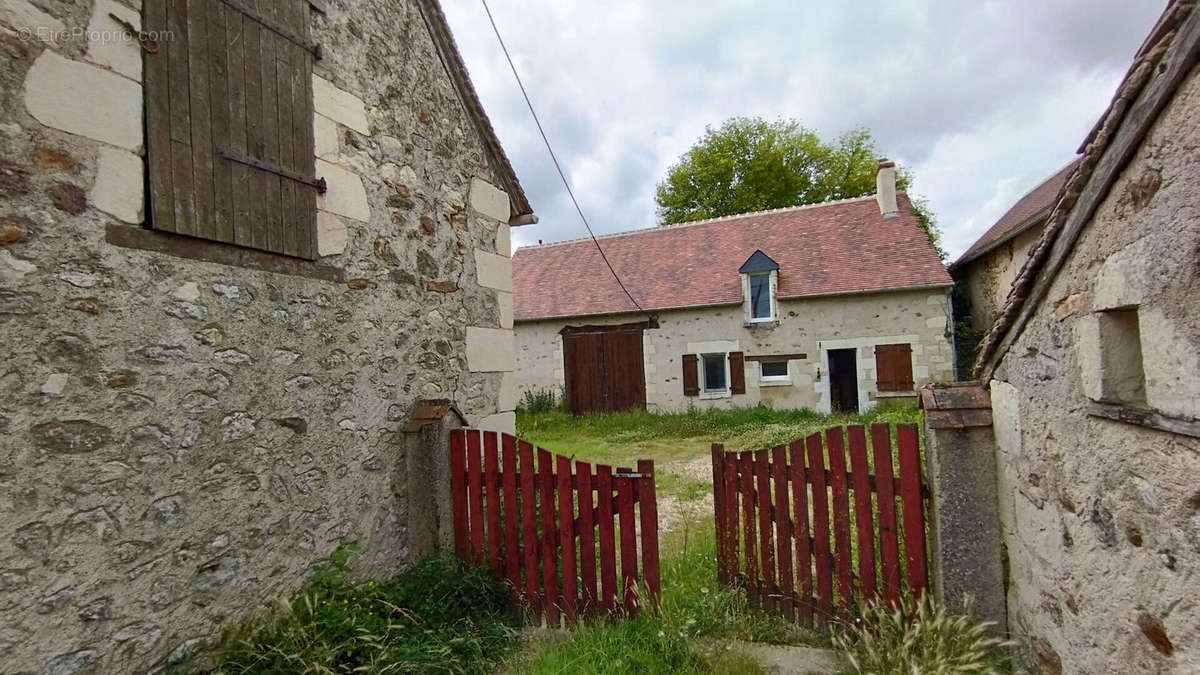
[562,325,647,415]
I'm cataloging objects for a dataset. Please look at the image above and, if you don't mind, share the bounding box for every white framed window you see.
[748,272,774,321]
[760,360,789,382]
[702,353,729,393]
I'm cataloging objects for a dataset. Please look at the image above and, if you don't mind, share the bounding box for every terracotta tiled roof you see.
[513,194,951,321]
[950,158,1081,271]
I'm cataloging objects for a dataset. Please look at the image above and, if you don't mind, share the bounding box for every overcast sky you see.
[441,0,1164,261]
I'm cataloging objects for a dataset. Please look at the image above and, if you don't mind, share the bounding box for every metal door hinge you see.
[218,0,322,60]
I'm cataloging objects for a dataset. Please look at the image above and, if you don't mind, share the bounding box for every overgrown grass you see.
[516,387,569,415]
[518,402,922,454]
[509,522,822,674]
[213,546,519,674]
[833,596,1011,674]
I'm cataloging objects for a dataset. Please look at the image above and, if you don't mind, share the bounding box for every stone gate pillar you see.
[402,400,466,561]
[919,384,1007,635]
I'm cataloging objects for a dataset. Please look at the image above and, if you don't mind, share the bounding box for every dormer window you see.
[739,250,779,324]
[750,273,772,320]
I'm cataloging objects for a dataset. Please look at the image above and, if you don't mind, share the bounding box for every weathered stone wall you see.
[0,0,516,671]
[961,224,1042,334]
[515,287,954,413]
[990,68,1200,673]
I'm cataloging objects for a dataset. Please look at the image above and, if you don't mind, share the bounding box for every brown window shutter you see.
[875,344,914,392]
[144,0,318,259]
[729,351,746,394]
[682,354,699,396]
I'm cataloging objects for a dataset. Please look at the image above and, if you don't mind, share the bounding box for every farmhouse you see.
[0,0,528,670]
[972,1,1200,668]
[513,163,955,415]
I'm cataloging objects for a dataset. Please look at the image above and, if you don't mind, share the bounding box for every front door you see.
[828,348,859,413]
[562,325,647,415]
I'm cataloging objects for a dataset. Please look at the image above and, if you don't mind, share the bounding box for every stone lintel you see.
[920,383,993,428]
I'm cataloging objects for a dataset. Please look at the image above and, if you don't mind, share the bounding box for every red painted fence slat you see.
[805,433,833,623]
[897,424,929,596]
[712,444,729,586]
[576,461,597,616]
[557,454,578,624]
[772,444,795,622]
[826,428,853,621]
[518,440,540,615]
[789,439,812,627]
[739,451,760,606]
[466,430,485,564]
[501,434,520,594]
[538,448,560,626]
[596,464,617,614]
[484,432,501,571]
[723,452,740,590]
[638,459,661,608]
[755,448,776,612]
[871,424,902,608]
[450,430,468,559]
[847,426,878,604]
[616,468,638,616]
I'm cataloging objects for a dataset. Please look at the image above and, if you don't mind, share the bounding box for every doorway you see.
[828,348,859,413]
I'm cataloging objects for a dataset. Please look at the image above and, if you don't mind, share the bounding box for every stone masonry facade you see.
[0,0,519,671]
[989,67,1200,672]
[515,287,955,414]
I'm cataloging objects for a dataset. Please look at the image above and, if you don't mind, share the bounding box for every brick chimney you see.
[876,159,899,218]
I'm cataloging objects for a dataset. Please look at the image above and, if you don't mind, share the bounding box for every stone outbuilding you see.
[513,163,955,415]
[0,0,531,671]
[973,2,1200,670]
[949,158,1079,338]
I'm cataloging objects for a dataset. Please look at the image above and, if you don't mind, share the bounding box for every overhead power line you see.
[478,0,649,317]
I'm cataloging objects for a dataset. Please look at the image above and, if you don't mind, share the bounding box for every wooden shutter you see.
[875,344,914,392]
[144,0,319,259]
[682,354,699,396]
[728,351,746,394]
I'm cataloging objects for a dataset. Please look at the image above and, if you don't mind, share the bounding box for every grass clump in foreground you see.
[833,595,1011,675]
[517,402,921,453]
[213,546,518,674]
[512,521,819,674]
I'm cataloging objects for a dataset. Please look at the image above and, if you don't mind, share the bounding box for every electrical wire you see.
[479,0,649,317]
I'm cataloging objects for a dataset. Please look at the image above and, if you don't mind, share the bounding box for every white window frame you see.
[700,352,731,398]
[759,359,791,386]
[747,272,775,322]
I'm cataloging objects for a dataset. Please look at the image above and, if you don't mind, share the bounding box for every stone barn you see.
[0,0,530,670]
[974,2,1200,670]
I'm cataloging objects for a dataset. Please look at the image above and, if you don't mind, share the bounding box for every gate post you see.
[403,400,467,561]
[919,384,1007,635]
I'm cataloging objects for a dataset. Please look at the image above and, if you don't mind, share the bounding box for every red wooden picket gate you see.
[449,429,661,626]
[711,423,929,628]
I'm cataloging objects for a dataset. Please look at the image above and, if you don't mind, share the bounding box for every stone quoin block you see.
[477,411,516,435]
[24,52,143,151]
[314,114,339,160]
[469,177,510,222]
[497,290,513,329]
[473,249,512,292]
[466,326,515,372]
[85,0,142,82]
[316,211,347,257]
[498,372,518,411]
[316,159,370,223]
[312,75,370,135]
[0,0,65,44]
[90,147,144,224]
[495,222,511,257]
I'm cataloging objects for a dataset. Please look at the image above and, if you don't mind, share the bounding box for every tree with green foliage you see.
[656,117,944,257]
